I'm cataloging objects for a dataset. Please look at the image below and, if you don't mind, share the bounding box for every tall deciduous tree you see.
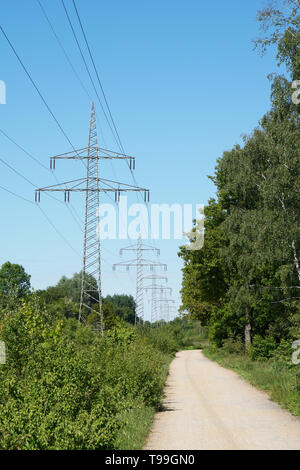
[0,261,31,302]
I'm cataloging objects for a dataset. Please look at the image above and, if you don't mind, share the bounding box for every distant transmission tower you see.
[156,295,175,324]
[144,274,172,324]
[36,103,149,333]
[168,305,178,322]
[113,237,166,324]
[143,273,168,324]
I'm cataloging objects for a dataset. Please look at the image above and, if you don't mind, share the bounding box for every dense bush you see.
[249,335,277,360]
[143,324,181,355]
[0,298,174,449]
[221,336,244,355]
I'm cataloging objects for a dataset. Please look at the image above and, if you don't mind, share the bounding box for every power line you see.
[0,184,35,206]
[37,0,92,104]
[0,24,83,157]
[61,0,121,152]
[0,129,121,262]
[0,152,114,269]
[72,0,125,154]
[0,128,49,172]
[37,205,81,257]
[60,2,153,243]
[1,6,155,293]
[0,155,36,188]
[0,179,116,272]
[0,184,80,256]
[0,125,82,231]
[36,0,108,151]
[70,1,136,177]
[0,148,83,232]
[113,237,165,323]
[1,7,151,242]
[65,0,120,182]
[0,20,92,232]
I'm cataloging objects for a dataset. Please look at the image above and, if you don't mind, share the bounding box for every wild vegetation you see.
[0,262,202,449]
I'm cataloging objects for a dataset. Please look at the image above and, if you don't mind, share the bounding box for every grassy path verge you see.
[202,347,300,417]
[114,354,172,450]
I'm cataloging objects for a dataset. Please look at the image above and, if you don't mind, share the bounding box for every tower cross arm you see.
[49,147,135,170]
[35,178,149,203]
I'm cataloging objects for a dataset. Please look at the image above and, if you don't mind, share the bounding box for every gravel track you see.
[144,350,300,450]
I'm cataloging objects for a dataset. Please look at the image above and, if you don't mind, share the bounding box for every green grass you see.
[203,346,300,417]
[113,353,173,449]
[114,405,155,450]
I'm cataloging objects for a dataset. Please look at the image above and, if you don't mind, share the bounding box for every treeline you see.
[0,261,137,328]
[179,2,300,359]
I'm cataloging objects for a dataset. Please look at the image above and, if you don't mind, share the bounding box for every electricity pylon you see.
[168,305,178,321]
[35,103,149,333]
[113,237,167,324]
[143,273,168,324]
[144,276,172,324]
[156,295,175,323]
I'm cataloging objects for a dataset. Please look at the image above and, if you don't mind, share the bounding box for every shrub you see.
[250,334,277,360]
[208,304,242,347]
[221,336,244,355]
[0,299,173,449]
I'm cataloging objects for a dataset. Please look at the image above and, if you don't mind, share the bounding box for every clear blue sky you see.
[0,0,280,320]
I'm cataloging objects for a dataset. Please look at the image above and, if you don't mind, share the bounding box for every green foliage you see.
[105,324,137,346]
[254,0,300,78]
[178,199,227,324]
[220,336,245,355]
[0,262,31,315]
[249,335,278,360]
[36,274,136,328]
[208,304,243,347]
[144,324,180,355]
[105,295,136,325]
[114,405,155,450]
[0,298,181,449]
[56,272,97,304]
[270,338,295,366]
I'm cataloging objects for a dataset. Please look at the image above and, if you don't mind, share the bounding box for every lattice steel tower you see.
[136,236,144,324]
[36,103,149,333]
[143,272,172,324]
[113,237,166,324]
[79,103,102,331]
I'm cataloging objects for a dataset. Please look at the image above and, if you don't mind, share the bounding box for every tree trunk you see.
[245,322,251,352]
[292,240,300,284]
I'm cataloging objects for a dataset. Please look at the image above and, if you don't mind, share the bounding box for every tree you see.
[254,0,300,60]
[0,262,31,310]
[211,108,299,343]
[104,295,136,325]
[178,200,227,325]
[56,272,98,305]
[37,277,137,327]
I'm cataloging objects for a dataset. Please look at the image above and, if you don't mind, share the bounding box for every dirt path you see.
[144,350,300,450]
